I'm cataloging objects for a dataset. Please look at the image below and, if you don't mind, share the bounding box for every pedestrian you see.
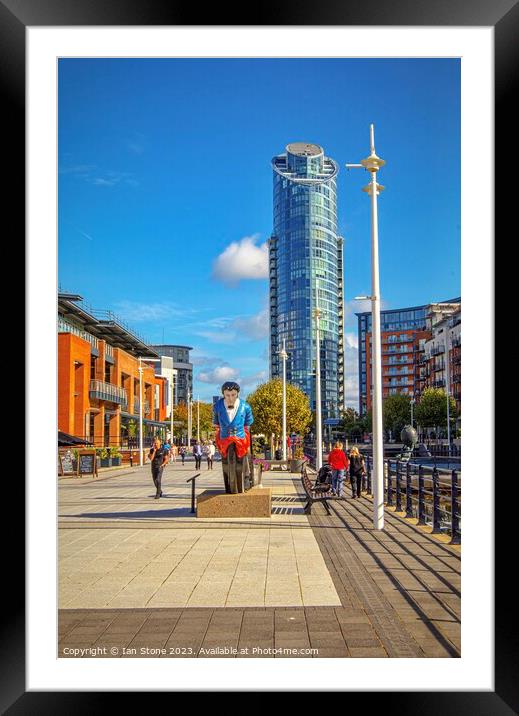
[327,440,349,497]
[163,438,171,459]
[193,441,203,470]
[148,436,169,499]
[179,445,186,465]
[349,446,366,499]
[205,440,215,470]
[170,443,177,463]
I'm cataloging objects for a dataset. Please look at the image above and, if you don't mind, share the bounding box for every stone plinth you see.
[196,487,272,518]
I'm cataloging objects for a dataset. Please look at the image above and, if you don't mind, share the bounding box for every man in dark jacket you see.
[148,436,169,499]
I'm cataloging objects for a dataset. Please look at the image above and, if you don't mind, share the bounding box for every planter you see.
[99,458,111,468]
[290,459,304,473]
[111,457,121,467]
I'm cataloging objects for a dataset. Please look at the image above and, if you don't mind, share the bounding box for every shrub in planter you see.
[109,447,122,466]
[97,447,111,467]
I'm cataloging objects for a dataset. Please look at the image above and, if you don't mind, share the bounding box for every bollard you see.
[418,465,426,525]
[431,467,441,533]
[395,460,402,512]
[405,462,413,518]
[387,460,393,507]
[450,469,461,544]
[367,457,372,495]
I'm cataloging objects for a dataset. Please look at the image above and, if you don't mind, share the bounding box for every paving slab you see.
[58,461,460,658]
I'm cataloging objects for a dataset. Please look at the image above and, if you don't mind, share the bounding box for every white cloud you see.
[113,300,198,322]
[212,235,268,285]
[344,299,372,327]
[344,332,359,350]
[198,365,240,384]
[241,370,268,387]
[191,353,225,367]
[193,308,268,344]
[231,308,269,340]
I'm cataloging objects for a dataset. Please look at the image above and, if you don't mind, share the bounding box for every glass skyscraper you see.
[269,142,345,421]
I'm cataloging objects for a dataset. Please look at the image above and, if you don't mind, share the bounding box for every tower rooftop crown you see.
[286,142,323,157]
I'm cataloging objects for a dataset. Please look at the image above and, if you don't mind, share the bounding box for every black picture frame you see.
[11,0,507,708]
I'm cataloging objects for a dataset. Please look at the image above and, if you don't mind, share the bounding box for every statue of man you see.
[213,381,254,493]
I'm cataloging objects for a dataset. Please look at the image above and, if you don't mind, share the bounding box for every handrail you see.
[186,472,201,514]
[366,455,461,545]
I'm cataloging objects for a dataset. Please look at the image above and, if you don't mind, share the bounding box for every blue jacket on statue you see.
[212,398,254,439]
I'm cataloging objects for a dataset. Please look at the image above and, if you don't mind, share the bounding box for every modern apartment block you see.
[58,293,169,446]
[269,142,345,420]
[419,308,461,414]
[356,298,461,416]
[143,356,178,422]
[150,345,193,406]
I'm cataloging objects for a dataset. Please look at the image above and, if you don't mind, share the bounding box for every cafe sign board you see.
[77,449,98,477]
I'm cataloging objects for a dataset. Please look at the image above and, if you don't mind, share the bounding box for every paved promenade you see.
[58,460,460,658]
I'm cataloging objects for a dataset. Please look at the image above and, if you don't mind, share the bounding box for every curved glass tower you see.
[269,142,345,420]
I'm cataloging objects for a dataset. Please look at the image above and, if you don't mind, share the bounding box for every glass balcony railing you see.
[58,317,99,349]
[89,380,127,407]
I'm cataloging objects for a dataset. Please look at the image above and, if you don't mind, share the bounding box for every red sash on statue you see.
[215,427,250,459]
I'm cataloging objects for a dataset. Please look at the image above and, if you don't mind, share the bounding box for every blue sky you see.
[58,58,460,407]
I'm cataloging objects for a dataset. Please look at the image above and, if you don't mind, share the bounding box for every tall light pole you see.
[138,357,144,466]
[346,124,386,530]
[445,325,451,454]
[187,390,192,445]
[197,395,200,442]
[170,374,175,447]
[280,339,288,461]
[314,282,323,471]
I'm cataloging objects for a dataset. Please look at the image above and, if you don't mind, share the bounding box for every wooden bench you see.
[301,467,345,514]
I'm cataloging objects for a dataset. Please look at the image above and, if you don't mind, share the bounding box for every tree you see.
[415,388,457,432]
[173,402,189,433]
[383,393,412,439]
[340,407,359,434]
[172,402,216,439]
[246,379,312,442]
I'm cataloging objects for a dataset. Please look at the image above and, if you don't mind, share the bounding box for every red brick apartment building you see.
[58,293,169,447]
[358,300,461,416]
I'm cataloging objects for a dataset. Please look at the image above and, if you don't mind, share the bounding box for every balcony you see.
[430,345,444,356]
[433,363,445,372]
[89,380,127,408]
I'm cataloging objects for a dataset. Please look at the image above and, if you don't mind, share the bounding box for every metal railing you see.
[58,317,99,349]
[364,456,461,544]
[89,379,128,407]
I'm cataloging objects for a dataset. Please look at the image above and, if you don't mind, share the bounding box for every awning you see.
[58,431,93,446]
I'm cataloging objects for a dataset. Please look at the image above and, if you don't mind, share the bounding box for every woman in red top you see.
[328,441,349,497]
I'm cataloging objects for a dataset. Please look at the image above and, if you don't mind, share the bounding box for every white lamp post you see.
[314,283,323,471]
[346,124,386,530]
[197,395,200,442]
[280,339,288,462]
[138,357,144,466]
[187,389,192,444]
[445,327,451,454]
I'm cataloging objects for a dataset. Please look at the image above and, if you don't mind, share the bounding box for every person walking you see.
[170,443,177,463]
[193,441,203,470]
[179,445,186,465]
[327,441,349,497]
[205,440,215,470]
[148,436,169,499]
[349,446,366,499]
